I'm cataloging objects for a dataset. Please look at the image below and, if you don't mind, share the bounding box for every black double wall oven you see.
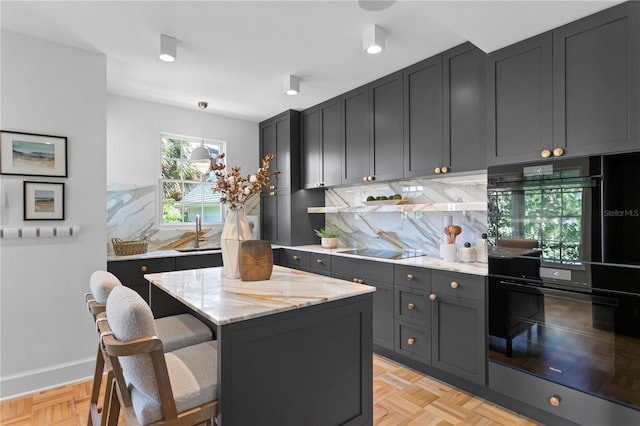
[487,152,640,411]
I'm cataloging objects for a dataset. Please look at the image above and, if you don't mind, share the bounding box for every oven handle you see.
[498,280,619,307]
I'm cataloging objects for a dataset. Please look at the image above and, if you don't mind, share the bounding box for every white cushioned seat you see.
[106,286,218,425]
[89,270,212,352]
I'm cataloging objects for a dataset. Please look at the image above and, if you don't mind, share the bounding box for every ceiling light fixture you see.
[189,101,212,174]
[362,24,385,55]
[284,75,301,96]
[159,34,177,62]
[357,0,396,12]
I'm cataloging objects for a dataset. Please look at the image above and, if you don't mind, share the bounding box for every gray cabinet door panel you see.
[444,43,486,173]
[432,270,485,301]
[301,107,320,189]
[394,264,431,291]
[395,320,431,364]
[553,1,640,156]
[370,71,404,182]
[395,286,430,327]
[403,55,443,178]
[331,256,394,284]
[341,86,371,184]
[319,97,343,187]
[487,34,553,165]
[432,294,486,386]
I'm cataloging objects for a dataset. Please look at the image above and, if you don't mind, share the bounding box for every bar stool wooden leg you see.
[88,345,105,426]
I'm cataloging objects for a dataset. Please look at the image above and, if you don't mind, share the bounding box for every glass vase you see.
[220,206,252,279]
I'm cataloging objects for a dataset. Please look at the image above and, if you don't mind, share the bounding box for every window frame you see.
[158,132,226,227]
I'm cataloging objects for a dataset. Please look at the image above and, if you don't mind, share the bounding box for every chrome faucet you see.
[195,214,201,248]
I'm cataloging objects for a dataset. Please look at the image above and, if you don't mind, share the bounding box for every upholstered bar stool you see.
[86,271,214,425]
[100,286,218,425]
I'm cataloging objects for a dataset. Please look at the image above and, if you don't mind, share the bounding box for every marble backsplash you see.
[107,184,260,256]
[324,172,488,258]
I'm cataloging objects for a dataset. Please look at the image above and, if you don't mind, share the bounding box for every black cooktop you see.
[340,249,425,260]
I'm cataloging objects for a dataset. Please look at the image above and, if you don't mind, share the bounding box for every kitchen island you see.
[145,265,375,426]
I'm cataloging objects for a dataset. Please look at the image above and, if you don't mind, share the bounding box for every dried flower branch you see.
[210,153,278,209]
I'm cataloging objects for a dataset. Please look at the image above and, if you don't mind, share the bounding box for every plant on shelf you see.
[315,227,343,249]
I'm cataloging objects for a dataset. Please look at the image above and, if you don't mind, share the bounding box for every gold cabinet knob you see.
[269,185,276,190]
[406,274,414,281]
[316,259,323,264]
[362,176,368,182]
[407,337,415,346]
[441,166,448,174]
[407,303,415,310]
[293,255,300,261]
[541,149,552,158]
[549,395,561,407]
[314,182,319,188]
[269,191,276,196]
[553,148,564,157]
[140,265,148,272]
[429,294,437,301]
[451,281,459,289]
[434,167,441,174]
[353,278,359,283]
[359,279,364,284]
[319,182,325,187]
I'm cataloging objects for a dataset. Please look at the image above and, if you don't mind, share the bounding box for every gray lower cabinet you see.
[430,270,486,386]
[332,256,395,350]
[278,249,331,277]
[174,253,222,270]
[107,257,175,303]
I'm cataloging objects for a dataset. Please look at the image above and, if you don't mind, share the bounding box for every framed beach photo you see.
[24,181,65,220]
[0,131,68,177]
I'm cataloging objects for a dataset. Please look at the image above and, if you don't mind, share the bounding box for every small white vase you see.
[441,243,457,262]
[221,206,252,279]
[321,237,339,249]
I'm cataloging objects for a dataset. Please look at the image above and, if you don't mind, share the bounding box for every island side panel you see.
[217,293,373,426]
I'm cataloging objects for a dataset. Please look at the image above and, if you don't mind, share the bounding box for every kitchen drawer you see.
[307,253,331,276]
[395,286,430,327]
[395,320,431,364]
[394,265,431,291]
[280,249,310,270]
[431,270,485,301]
[174,253,222,270]
[331,256,394,285]
[108,257,176,284]
[489,362,640,425]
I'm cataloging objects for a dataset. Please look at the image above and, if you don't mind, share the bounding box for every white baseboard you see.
[0,356,94,400]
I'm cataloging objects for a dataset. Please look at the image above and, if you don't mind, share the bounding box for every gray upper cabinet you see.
[341,85,371,185]
[487,33,553,166]
[370,71,404,182]
[404,43,486,177]
[403,55,443,178]
[301,97,342,189]
[444,43,486,174]
[553,1,640,157]
[488,1,639,166]
[260,110,324,246]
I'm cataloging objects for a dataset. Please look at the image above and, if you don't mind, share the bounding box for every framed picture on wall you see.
[0,130,68,177]
[23,181,65,220]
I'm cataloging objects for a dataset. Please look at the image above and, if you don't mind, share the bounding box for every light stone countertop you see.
[110,244,488,276]
[145,265,376,326]
[289,245,488,276]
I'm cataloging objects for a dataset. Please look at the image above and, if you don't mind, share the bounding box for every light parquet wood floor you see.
[0,355,538,426]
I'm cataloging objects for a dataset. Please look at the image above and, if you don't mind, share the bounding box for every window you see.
[160,134,225,224]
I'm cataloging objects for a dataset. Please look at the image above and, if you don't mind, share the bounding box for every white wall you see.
[0,31,107,398]
[107,95,258,188]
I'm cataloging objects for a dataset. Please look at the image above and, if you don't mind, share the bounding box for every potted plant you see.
[314,227,343,249]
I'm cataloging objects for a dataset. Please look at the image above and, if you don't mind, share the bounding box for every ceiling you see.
[1,0,623,122]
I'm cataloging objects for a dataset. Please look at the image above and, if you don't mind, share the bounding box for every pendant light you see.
[190,101,212,174]
[159,34,177,62]
[362,24,385,54]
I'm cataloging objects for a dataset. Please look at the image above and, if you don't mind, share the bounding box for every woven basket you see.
[112,236,150,256]
[239,240,273,281]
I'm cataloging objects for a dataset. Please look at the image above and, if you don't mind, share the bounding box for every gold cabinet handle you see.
[406,274,414,281]
[553,148,564,157]
[293,255,300,261]
[269,185,276,190]
[407,303,415,310]
[441,166,448,174]
[269,191,276,196]
[541,149,552,158]
[140,265,148,272]
[353,278,359,283]
[429,294,437,301]
[358,278,364,284]
[407,337,415,346]
[434,167,441,174]
[362,176,368,182]
[549,395,561,407]
[316,259,323,264]
[451,281,459,289]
